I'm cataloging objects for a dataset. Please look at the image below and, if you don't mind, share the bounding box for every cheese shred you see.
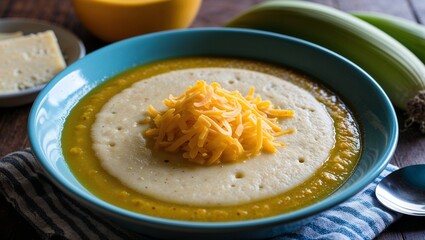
[143,80,295,165]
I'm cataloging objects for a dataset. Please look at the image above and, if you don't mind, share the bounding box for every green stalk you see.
[226,0,425,132]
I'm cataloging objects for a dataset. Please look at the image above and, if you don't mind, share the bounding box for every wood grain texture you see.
[0,0,424,239]
[410,0,425,23]
[338,0,416,20]
[0,106,30,157]
[191,0,265,28]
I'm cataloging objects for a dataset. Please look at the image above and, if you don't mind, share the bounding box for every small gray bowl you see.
[0,18,85,107]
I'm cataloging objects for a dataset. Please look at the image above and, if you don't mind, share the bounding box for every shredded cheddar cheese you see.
[143,80,295,165]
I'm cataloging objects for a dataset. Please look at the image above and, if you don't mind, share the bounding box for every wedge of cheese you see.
[0,30,66,93]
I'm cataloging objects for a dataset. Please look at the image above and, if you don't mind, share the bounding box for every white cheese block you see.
[0,30,66,93]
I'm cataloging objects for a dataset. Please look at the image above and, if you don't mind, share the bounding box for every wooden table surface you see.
[1,0,424,239]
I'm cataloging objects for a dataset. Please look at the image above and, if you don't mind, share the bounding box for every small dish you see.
[0,18,85,107]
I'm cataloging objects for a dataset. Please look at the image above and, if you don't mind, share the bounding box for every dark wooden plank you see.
[191,0,265,28]
[410,0,425,23]
[0,106,30,157]
[309,0,337,6]
[0,0,11,16]
[394,115,425,167]
[381,214,425,240]
[3,0,58,22]
[1,0,105,52]
[338,0,416,20]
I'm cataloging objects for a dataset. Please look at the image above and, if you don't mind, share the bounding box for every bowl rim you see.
[29,27,398,230]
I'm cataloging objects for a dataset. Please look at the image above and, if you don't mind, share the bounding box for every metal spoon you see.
[376,164,425,216]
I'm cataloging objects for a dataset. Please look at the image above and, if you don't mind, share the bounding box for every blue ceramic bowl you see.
[28,28,398,240]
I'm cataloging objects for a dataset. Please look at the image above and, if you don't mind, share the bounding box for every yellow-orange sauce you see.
[62,57,361,221]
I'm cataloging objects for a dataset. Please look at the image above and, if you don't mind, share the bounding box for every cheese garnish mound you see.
[144,80,295,165]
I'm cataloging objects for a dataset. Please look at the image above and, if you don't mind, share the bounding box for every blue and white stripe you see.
[0,149,401,240]
[281,164,401,240]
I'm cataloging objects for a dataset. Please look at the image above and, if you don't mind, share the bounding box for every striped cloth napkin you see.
[0,149,401,240]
